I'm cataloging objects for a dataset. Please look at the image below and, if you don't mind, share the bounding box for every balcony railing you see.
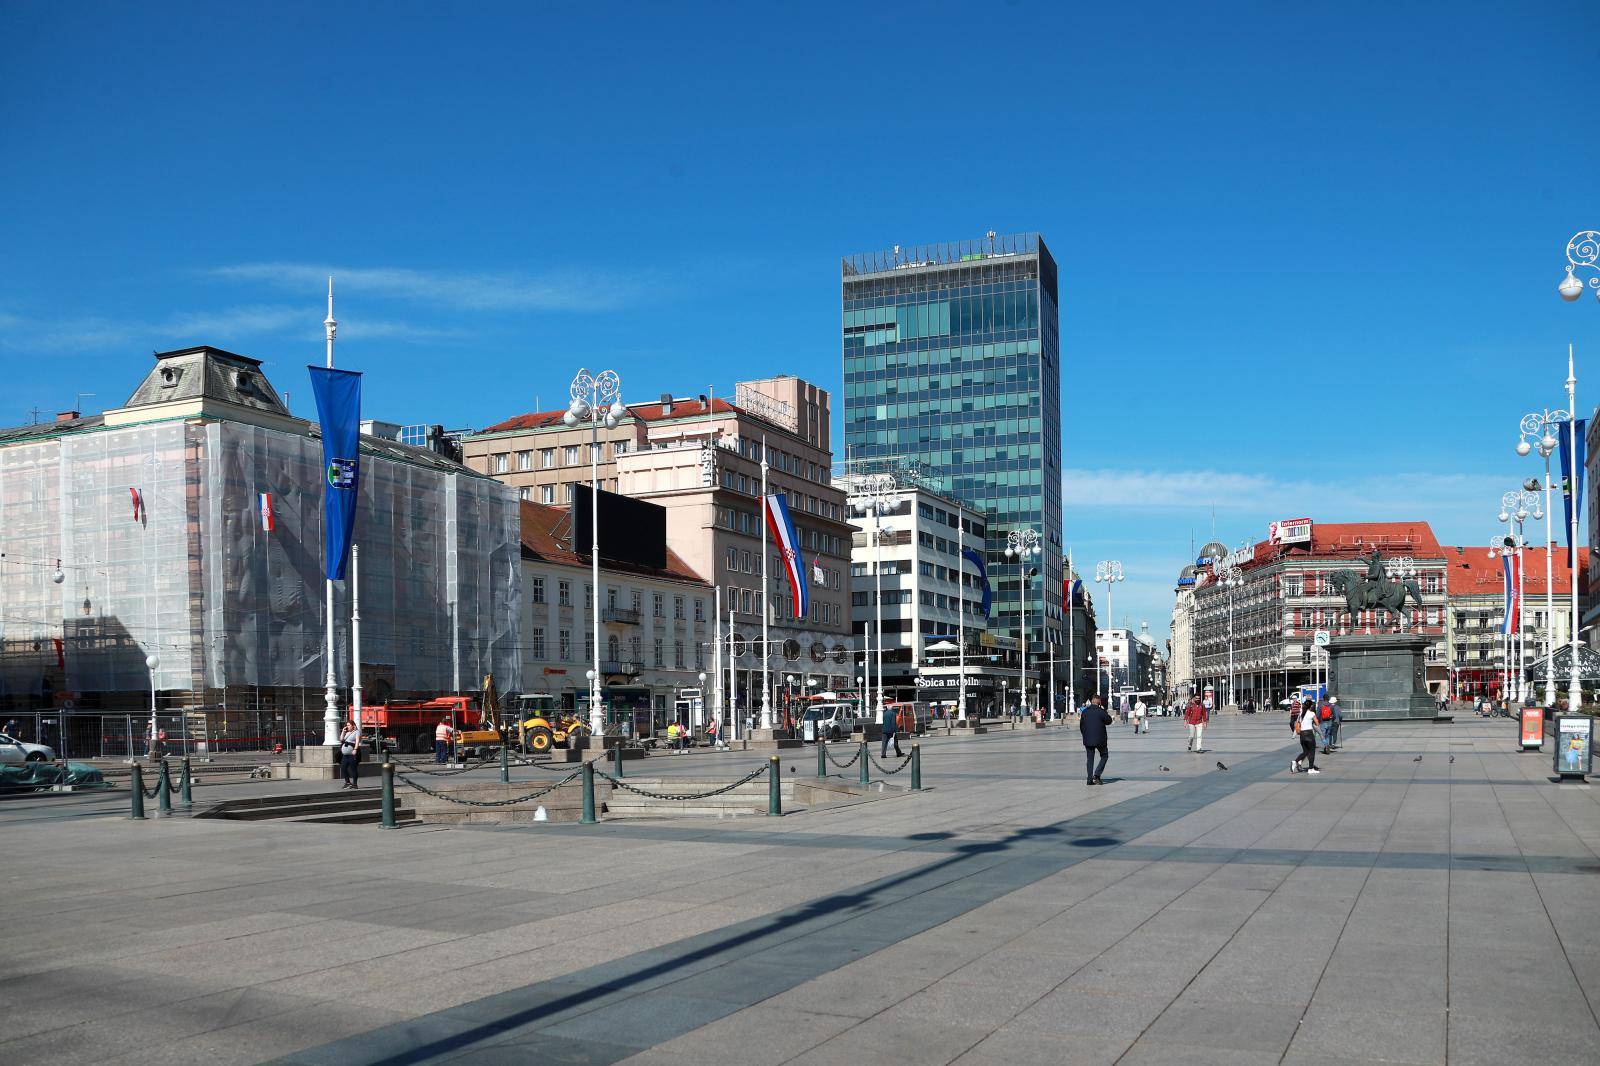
[602,607,641,625]
[600,660,640,676]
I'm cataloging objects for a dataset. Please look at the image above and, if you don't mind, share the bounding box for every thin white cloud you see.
[208,261,640,313]
[0,306,458,352]
[1063,467,1506,518]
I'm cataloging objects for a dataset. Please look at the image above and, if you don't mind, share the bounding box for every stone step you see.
[288,808,418,826]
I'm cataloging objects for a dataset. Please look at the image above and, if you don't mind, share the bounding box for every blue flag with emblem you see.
[308,366,362,581]
[1559,416,1587,569]
[961,547,992,619]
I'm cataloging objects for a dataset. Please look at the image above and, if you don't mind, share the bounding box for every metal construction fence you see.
[1,708,330,758]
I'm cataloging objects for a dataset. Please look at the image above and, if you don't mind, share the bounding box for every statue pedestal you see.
[1327,633,1439,721]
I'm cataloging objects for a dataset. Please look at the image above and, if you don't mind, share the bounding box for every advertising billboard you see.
[1269,518,1313,546]
[1555,715,1593,777]
[1520,706,1545,749]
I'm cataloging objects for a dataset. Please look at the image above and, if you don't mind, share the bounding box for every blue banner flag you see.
[1559,416,1587,569]
[308,366,362,581]
[961,547,992,619]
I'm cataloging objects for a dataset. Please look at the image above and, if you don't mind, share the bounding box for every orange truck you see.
[361,696,503,757]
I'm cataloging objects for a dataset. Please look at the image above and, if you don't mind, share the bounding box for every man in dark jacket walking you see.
[1080,694,1112,785]
[880,703,903,758]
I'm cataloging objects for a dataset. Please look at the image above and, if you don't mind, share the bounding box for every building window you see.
[565,483,576,503]
[630,635,641,660]
[674,641,685,669]
[494,454,508,473]
[540,485,556,504]
[607,635,620,660]
[585,630,593,660]
[695,643,705,670]
[585,584,593,610]
[559,629,572,660]
[654,638,664,667]
[517,451,532,471]
[653,592,665,617]
[540,448,554,468]
[564,445,579,465]
[558,580,571,607]
[694,598,705,622]
[674,595,684,620]
[615,440,630,455]
[726,546,738,571]
[1283,575,1303,597]
[530,627,545,658]
[531,576,546,604]
[742,589,753,614]
[607,586,618,610]
[519,487,531,500]
[632,590,642,614]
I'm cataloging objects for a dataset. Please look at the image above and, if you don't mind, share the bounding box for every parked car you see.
[800,704,857,741]
[0,734,56,765]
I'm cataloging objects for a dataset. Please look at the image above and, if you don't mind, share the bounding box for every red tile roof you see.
[1306,521,1444,557]
[1442,544,1591,596]
[482,398,739,435]
[518,500,708,585]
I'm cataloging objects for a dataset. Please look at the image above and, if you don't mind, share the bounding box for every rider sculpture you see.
[1328,549,1423,629]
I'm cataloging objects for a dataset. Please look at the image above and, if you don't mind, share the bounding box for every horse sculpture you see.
[1327,569,1425,629]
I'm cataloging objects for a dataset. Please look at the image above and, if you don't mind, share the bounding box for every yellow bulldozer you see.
[508,692,592,754]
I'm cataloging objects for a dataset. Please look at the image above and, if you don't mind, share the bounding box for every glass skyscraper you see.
[841,232,1062,663]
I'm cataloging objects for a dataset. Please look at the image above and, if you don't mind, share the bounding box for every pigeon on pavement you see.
[1449,756,1455,764]
[1159,765,1171,772]
[1216,761,1229,771]
[1412,755,1423,762]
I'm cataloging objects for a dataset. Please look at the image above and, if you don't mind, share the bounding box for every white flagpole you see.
[729,603,740,740]
[760,436,772,731]
[1568,345,1582,709]
[321,277,340,747]
[957,545,966,723]
[713,585,723,735]
[1066,548,1075,716]
[351,543,362,733]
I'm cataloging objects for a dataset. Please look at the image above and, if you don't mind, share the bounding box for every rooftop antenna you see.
[75,392,95,414]
[26,406,43,424]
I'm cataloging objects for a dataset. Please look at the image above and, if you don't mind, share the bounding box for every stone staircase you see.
[195,787,414,826]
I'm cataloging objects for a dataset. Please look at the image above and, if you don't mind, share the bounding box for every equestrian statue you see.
[1327,549,1424,629]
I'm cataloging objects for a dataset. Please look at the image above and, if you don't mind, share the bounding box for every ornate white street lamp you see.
[851,473,898,720]
[1006,529,1042,717]
[564,369,626,737]
[1518,414,1570,705]
[1094,560,1124,698]
[1498,490,1542,703]
[1558,230,1599,303]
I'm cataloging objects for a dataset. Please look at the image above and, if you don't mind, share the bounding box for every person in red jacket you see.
[1183,695,1208,753]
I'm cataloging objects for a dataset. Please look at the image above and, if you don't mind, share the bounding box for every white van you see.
[800,703,858,741]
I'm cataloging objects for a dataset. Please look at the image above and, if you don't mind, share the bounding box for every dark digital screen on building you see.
[572,484,667,570]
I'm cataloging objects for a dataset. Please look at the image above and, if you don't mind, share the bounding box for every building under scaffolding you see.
[0,346,520,752]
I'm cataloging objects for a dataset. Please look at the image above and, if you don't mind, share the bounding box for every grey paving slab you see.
[3,717,1598,1066]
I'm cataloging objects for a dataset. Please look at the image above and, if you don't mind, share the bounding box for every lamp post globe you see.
[1560,269,1584,302]
[146,653,159,671]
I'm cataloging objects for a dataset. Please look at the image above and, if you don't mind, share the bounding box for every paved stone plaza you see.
[1,715,1597,1065]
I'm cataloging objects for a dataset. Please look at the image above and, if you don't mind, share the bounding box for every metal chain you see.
[823,745,862,769]
[388,753,500,776]
[867,751,913,775]
[394,768,583,806]
[595,764,769,802]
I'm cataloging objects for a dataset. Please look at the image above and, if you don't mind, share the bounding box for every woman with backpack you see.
[1291,700,1321,774]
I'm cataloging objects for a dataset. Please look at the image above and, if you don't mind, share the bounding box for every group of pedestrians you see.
[1290,696,1341,774]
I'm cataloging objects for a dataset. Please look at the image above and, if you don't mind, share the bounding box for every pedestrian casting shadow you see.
[1072,837,1121,848]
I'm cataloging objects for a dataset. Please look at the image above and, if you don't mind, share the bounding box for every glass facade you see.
[841,233,1062,651]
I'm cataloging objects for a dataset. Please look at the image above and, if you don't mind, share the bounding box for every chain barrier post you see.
[380,762,397,829]
[157,758,173,815]
[580,760,597,824]
[129,763,146,820]
[179,756,193,808]
[767,754,781,816]
[859,740,869,786]
[911,742,922,790]
[499,740,510,784]
[612,742,624,780]
[816,738,826,778]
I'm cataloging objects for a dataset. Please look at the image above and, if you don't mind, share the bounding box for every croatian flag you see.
[763,492,808,618]
[1500,551,1521,635]
[129,487,143,523]
[258,492,275,533]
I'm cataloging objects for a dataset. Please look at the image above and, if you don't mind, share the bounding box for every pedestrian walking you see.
[706,716,726,751]
[434,717,454,764]
[1080,694,1112,785]
[1183,694,1207,752]
[339,720,362,789]
[1132,698,1148,734]
[880,702,903,758]
[1291,700,1322,774]
[1318,698,1335,754]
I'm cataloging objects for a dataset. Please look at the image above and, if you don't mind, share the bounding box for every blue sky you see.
[3,1,1598,639]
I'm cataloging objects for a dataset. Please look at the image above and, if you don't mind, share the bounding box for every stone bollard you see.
[612,742,625,780]
[912,742,922,791]
[179,756,194,808]
[157,758,173,815]
[767,754,781,816]
[580,760,597,824]
[129,764,147,820]
[380,763,397,829]
[859,741,869,787]
[500,741,510,784]
[816,739,827,778]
